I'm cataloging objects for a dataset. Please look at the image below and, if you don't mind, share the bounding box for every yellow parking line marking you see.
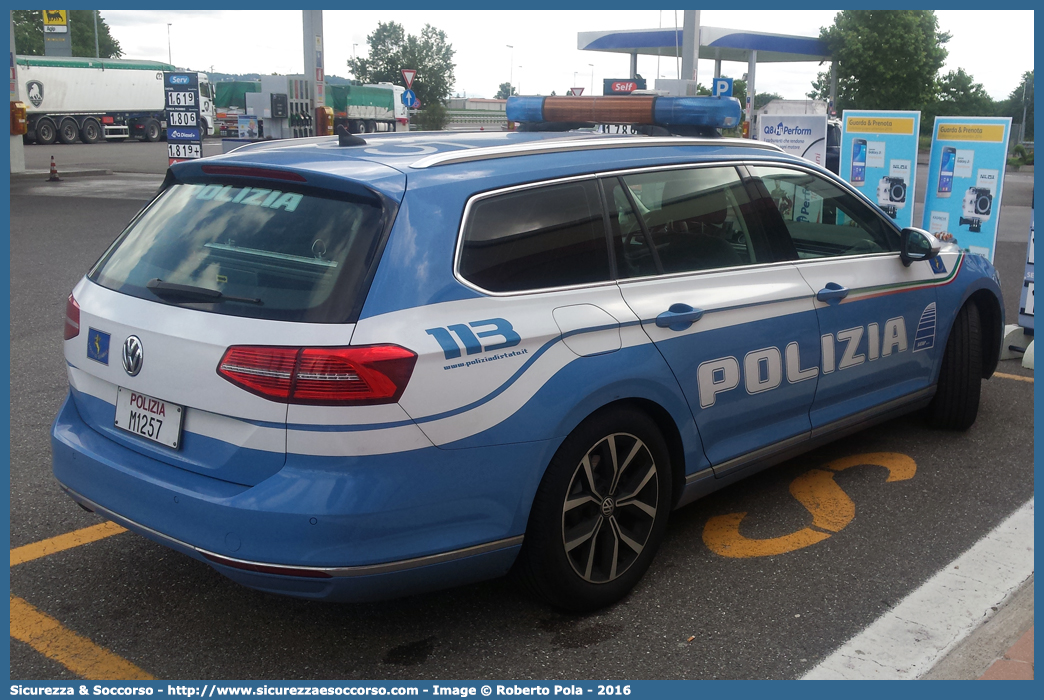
[10,522,127,567]
[10,596,155,680]
[827,452,917,482]
[994,371,1034,383]
[703,512,830,558]
[703,453,917,559]
[790,468,855,532]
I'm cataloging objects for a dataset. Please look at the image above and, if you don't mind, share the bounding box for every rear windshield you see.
[89,181,386,323]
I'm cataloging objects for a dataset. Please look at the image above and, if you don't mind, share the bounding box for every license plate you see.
[114,387,184,449]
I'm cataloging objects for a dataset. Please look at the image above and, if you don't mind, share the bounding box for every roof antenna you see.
[336,124,367,147]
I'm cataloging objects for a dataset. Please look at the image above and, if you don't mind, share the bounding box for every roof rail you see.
[409,136,783,169]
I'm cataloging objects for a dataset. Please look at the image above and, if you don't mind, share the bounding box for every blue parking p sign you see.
[713,78,733,97]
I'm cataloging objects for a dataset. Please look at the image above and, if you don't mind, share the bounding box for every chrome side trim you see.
[683,467,715,485]
[60,485,524,578]
[411,136,783,169]
[710,386,937,479]
[808,386,936,441]
[711,432,811,477]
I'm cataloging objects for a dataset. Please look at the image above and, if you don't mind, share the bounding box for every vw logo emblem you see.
[122,336,144,377]
[600,497,616,517]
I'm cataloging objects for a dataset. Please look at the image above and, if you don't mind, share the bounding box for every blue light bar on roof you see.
[506,95,741,129]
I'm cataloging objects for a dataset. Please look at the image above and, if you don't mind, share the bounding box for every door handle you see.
[816,283,849,305]
[655,303,704,331]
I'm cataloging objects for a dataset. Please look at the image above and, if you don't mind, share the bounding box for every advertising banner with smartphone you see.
[922,116,1012,262]
[840,110,920,230]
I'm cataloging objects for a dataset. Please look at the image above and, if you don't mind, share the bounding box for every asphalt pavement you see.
[7,142,1034,681]
[20,139,225,175]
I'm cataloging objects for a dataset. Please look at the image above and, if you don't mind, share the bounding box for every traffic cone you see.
[47,156,61,182]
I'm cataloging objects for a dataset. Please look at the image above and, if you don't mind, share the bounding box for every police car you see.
[53,95,1003,612]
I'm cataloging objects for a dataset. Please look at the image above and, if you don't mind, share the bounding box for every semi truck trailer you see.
[326,83,408,133]
[213,80,407,135]
[16,55,216,144]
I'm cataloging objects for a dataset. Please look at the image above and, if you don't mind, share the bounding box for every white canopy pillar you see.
[681,10,700,88]
[829,61,837,115]
[747,50,757,133]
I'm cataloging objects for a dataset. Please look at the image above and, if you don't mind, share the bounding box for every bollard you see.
[999,323,1028,360]
[47,155,61,182]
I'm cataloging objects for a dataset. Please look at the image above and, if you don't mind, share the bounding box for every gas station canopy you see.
[577,26,830,63]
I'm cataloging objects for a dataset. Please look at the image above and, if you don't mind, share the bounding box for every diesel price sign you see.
[164,72,202,166]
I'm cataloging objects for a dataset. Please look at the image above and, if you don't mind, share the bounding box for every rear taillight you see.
[64,294,80,340]
[217,345,417,405]
[217,346,298,400]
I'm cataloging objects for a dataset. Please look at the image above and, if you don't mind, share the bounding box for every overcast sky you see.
[102,10,1034,101]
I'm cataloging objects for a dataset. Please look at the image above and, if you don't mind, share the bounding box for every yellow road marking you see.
[703,512,830,558]
[703,453,916,559]
[10,522,127,567]
[826,452,917,482]
[10,596,155,680]
[790,468,855,532]
[994,371,1034,383]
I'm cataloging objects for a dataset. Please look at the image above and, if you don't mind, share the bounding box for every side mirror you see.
[900,228,942,267]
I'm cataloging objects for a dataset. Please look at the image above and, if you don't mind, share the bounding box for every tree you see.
[12,10,123,58]
[730,79,747,108]
[927,68,995,121]
[996,70,1033,142]
[346,21,455,129]
[807,70,851,110]
[725,79,786,115]
[810,11,949,113]
[754,92,784,111]
[495,82,517,100]
[413,101,448,131]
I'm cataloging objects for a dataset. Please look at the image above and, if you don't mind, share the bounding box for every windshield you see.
[90,181,387,323]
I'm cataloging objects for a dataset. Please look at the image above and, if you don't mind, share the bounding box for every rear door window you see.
[89,181,387,323]
[606,166,771,277]
[458,179,611,293]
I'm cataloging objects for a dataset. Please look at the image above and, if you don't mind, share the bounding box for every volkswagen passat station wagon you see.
[53,95,1003,611]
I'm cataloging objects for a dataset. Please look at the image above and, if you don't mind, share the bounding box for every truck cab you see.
[196,73,217,137]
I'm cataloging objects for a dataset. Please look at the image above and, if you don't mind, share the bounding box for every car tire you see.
[926,302,982,430]
[79,118,102,144]
[34,118,57,145]
[58,118,80,144]
[143,119,161,142]
[515,406,672,612]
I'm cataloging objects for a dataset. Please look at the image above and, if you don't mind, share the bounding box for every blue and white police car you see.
[53,96,1003,611]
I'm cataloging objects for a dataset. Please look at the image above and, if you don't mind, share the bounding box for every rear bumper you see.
[51,392,544,601]
[60,484,521,601]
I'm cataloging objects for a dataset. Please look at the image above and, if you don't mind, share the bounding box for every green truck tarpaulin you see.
[325,85,393,114]
[215,81,260,110]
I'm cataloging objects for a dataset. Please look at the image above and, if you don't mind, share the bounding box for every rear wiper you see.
[146,279,263,305]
